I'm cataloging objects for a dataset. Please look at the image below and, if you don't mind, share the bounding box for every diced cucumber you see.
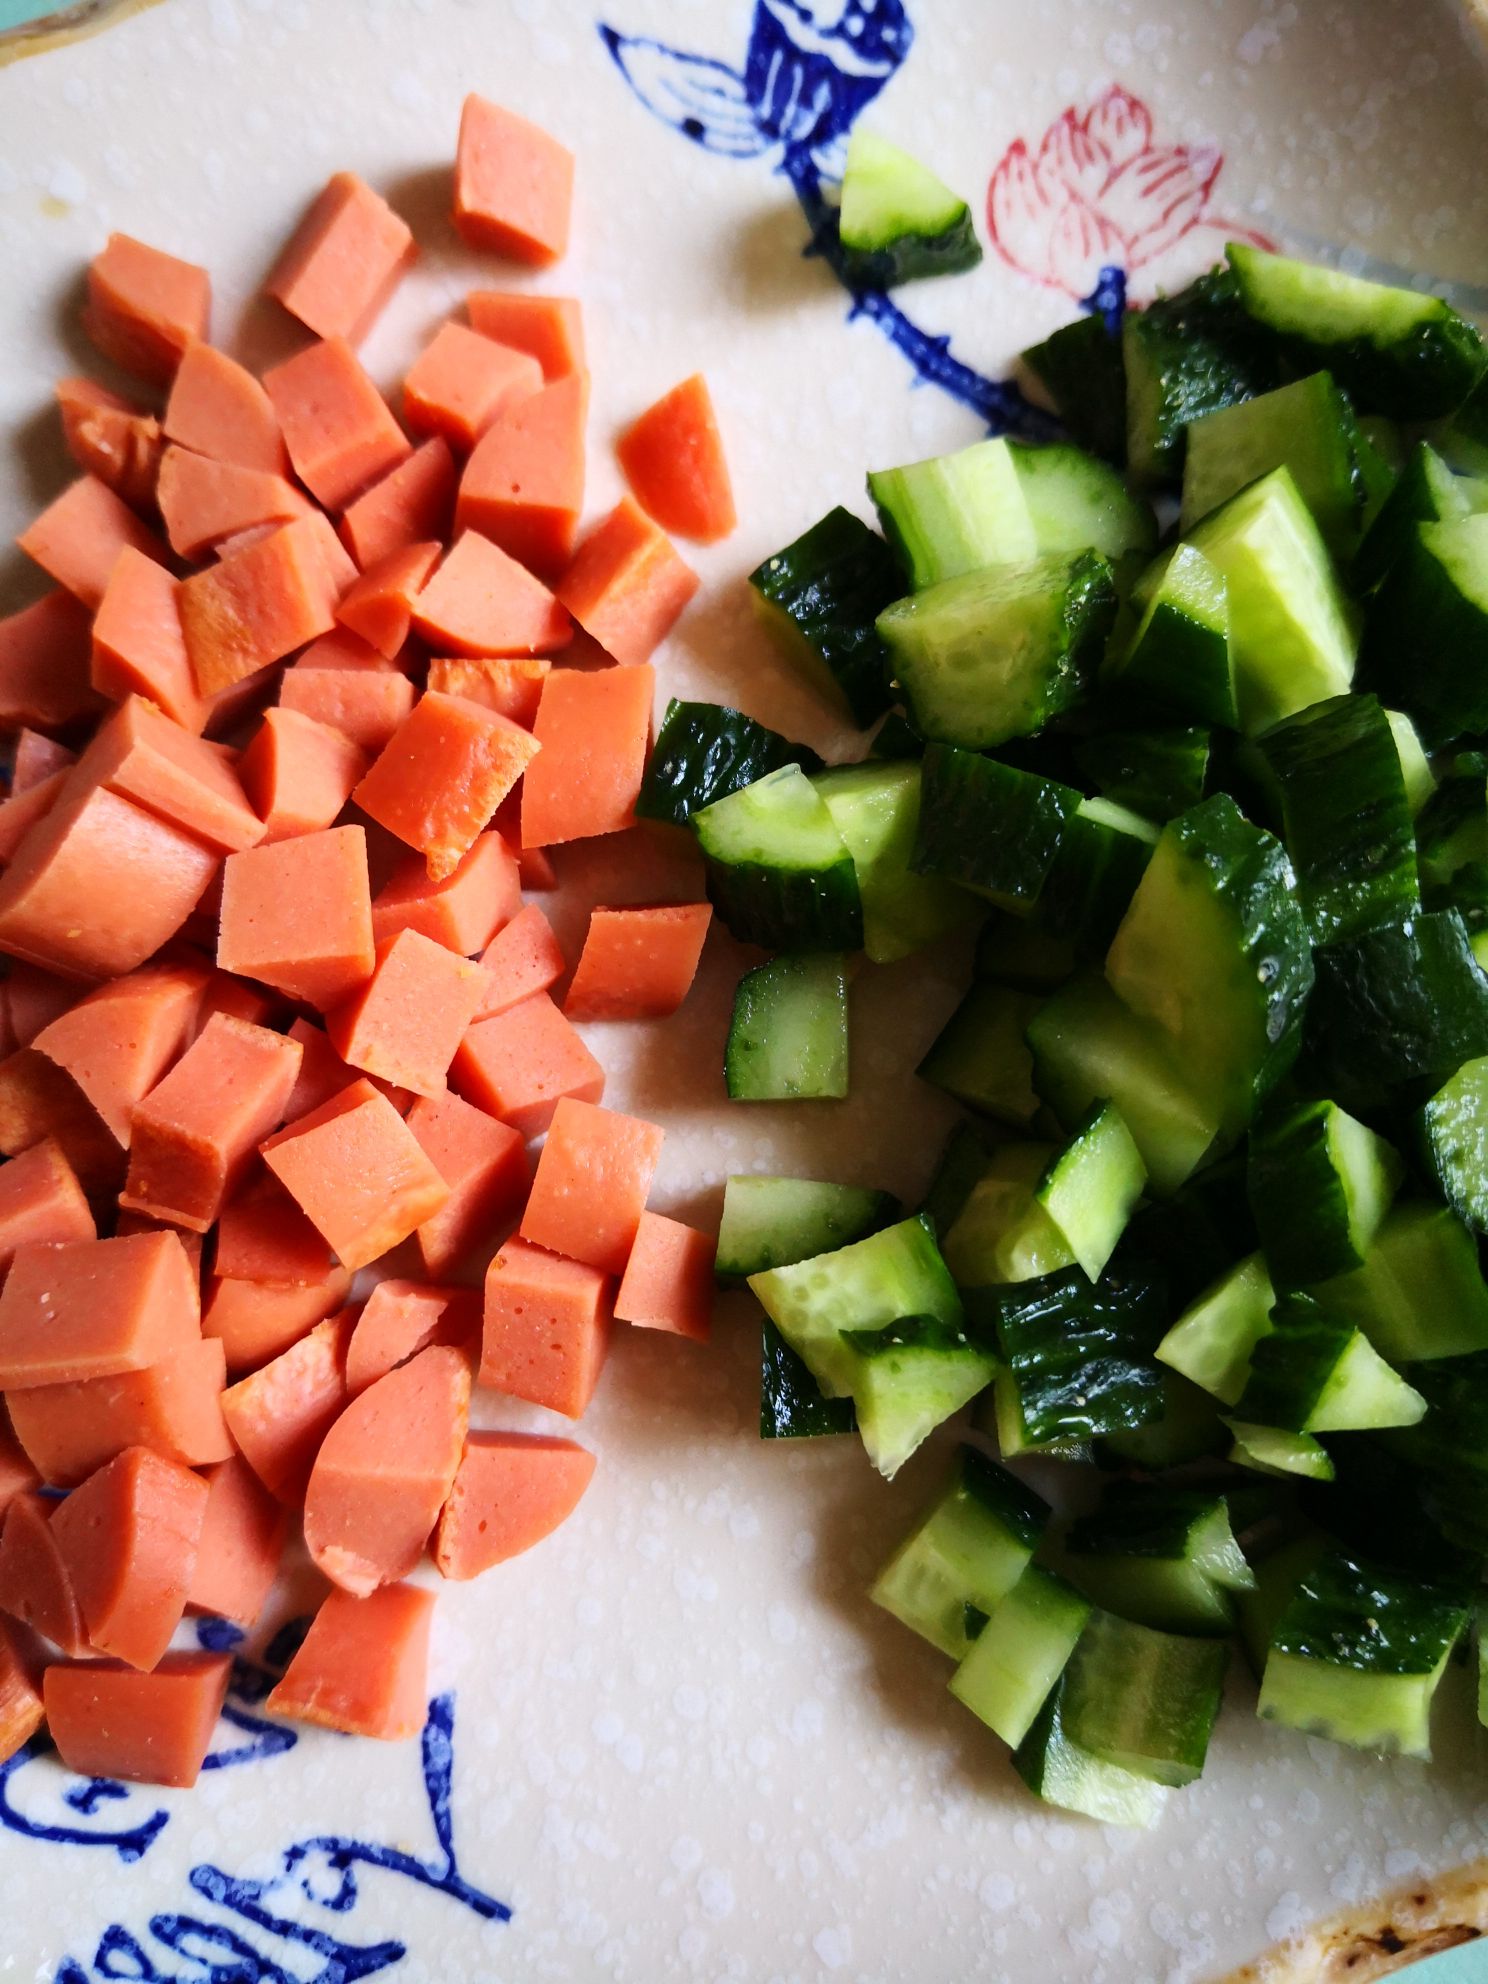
[1104,793,1314,1141]
[1022,314,1127,464]
[749,1214,962,1397]
[871,1445,1048,1659]
[638,698,821,825]
[1227,242,1486,421]
[760,1320,856,1438]
[749,507,901,726]
[718,1175,900,1279]
[1255,692,1418,944]
[919,1121,996,1241]
[1235,1529,1329,1677]
[725,954,849,1101]
[1027,972,1218,1197]
[869,438,1037,588]
[749,1216,988,1475]
[1013,1682,1169,1827]
[1386,1351,1488,1480]
[1110,543,1235,728]
[970,1263,1167,1447]
[878,552,1116,748]
[693,764,863,952]
[974,912,1080,992]
[1362,514,1488,744]
[1064,1486,1253,1636]
[1005,441,1157,563]
[1124,1154,1258,1305]
[1122,268,1281,484]
[1234,1294,1425,1435]
[1157,1254,1276,1407]
[1074,724,1211,825]
[813,760,976,963]
[1224,1420,1335,1481]
[1312,1202,1488,1363]
[942,1143,1073,1286]
[836,129,981,289]
[1422,1056,1488,1233]
[845,1315,1000,1478]
[1257,1551,1472,1757]
[1417,752,1488,905]
[1246,1097,1403,1289]
[1353,440,1476,593]
[1181,372,1366,555]
[1095,1371,1226,1472]
[950,1564,1090,1747]
[917,983,1040,1128]
[913,747,1082,912]
[1385,707,1435,818]
[1183,467,1358,734]
[1061,1611,1227,1787]
[1301,908,1488,1116]
[1036,797,1158,954]
[1035,1102,1147,1283]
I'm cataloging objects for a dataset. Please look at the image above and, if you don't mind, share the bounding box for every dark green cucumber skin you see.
[1123,1154,1258,1307]
[1361,530,1488,747]
[966,1263,1167,1445]
[920,1121,996,1239]
[1066,1482,1231,1564]
[912,745,1082,909]
[749,507,903,726]
[760,1320,857,1437]
[1270,1551,1472,1675]
[1137,793,1316,1122]
[954,1442,1052,1550]
[717,1181,901,1283]
[1074,726,1210,823]
[1023,319,1126,470]
[638,699,822,825]
[1417,753,1488,930]
[1116,593,1235,729]
[836,208,983,291]
[1301,909,1488,1116]
[1037,809,1154,953]
[1247,1100,1367,1289]
[1389,1353,1488,1478]
[704,854,864,954]
[1233,1294,1353,1432]
[1022,314,1128,465]
[1353,442,1463,593]
[1243,314,1486,427]
[1304,1441,1482,1584]
[1257,693,1418,946]
[1123,270,1283,483]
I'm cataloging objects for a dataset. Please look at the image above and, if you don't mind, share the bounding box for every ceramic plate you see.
[3,2,1488,1979]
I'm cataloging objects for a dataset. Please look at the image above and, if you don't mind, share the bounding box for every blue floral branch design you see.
[597,0,1063,438]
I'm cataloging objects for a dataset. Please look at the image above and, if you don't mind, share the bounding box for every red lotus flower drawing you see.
[987,83,1273,301]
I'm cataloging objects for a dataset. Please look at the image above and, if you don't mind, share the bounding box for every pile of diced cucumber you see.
[637,240,1488,1824]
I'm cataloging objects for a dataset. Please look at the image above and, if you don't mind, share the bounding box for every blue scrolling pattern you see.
[4,1620,507,1980]
[598,0,1069,437]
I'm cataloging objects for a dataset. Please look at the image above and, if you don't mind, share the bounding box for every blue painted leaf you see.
[598,28,769,157]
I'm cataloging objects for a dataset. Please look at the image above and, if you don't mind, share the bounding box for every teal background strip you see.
[1408,1942,1488,1982]
[0,2,83,31]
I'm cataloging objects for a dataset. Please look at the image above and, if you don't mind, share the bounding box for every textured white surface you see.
[3,2,1488,1979]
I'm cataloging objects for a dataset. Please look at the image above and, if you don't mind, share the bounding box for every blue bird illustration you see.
[600,0,910,173]
[599,0,1056,436]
